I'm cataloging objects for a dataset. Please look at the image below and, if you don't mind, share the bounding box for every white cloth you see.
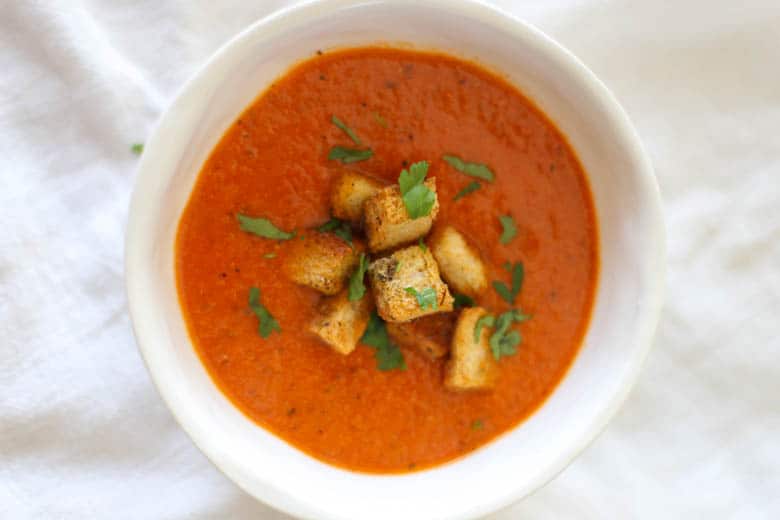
[2,1,779,518]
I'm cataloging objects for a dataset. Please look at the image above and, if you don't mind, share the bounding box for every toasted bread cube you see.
[331,170,384,224]
[309,290,374,355]
[445,307,498,391]
[430,226,488,297]
[368,245,453,322]
[386,312,457,359]
[363,178,439,252]
[283,232,364,295]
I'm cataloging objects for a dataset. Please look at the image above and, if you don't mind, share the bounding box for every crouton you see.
[386,312,457,359]
[330,170,384,224]
[429,226,488,297]
[368,245,453,322]
[283,232,364,295]
[309,290,374,355]
[363,178,439,252]
[445,307,498,391]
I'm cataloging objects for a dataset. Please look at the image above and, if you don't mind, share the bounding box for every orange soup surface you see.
[176,47,597,473]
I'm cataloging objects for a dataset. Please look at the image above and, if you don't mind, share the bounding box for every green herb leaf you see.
[492,281,514,305]
[398,161,435,219]
[404,287,438,310]
[131,143,144,155]
[454,181,481,201]
[360,312,407,371]
[237,214,295,240]
[474,314,495,343]
[499,215,517,244]
[328,146,373,164]
[442,155,495,182]
[331,115,361,145]
[248,287,281,338]
[453,293,475,309]
[263,252,277,259]
[418,237,427,251]
[372,112,388,128]
[316,217,353,245]
[488,309,530,360]
[471,419,484,431]
[492,261,524,304]
[348,253,369,301]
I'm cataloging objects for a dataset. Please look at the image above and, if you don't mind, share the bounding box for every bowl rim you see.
[126,0,666,518]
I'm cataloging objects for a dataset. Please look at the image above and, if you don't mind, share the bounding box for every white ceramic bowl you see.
[125,0,665,518]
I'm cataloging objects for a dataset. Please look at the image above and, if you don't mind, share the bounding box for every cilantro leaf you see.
[316,217,352,245]
[398,161,435,219]
[348,253,369,301]
[492,261,524,304]
[360,312,406,371]
[418,237,427,251]
[442,155,495,182]
[248,287,281,338]
[237,214,295,240]
[492,281,514,304]
[499,215,517,244]
[488,309,529,360]
[454,181,481,201]
[404,286,438,310]
[474,314,495,343]
[131,143,144,155]
[453,293,475,309]
[331,115,361,145]
[471,419,484,430]
[328,146,373,164]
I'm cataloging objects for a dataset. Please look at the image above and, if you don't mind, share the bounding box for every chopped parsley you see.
[454,181,481,201]
[453,293,475,309]
[471,419,484,431]
[328,146,373,163]
[348,253,369,301]
[399,160,435,219]
[316,216,352,245]
[360,312,406,371]
[499,215,517,244]
[492,261,524,305]
[263,252,277,259]
[442,155,495,182]
[474,314,495,343]
[248,287,281,338]
[418,237,427,251]
[331,115,361,145]
[404,287,438,310]
[488,309,530,360]
[131,143,144,155]
[237,214,295,240]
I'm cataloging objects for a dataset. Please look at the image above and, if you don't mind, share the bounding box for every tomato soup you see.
[176,47,597,473]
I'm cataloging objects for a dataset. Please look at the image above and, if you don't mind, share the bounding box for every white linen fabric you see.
[2,1,778,518]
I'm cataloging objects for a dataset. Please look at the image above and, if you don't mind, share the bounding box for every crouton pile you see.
[284,167,501,391]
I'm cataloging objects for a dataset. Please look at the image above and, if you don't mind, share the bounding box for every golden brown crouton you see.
[368,245,453,322]
[445,307,498,391]
[330,170,384,224]
[283,232,364,295]
[363,178,439,252]
[386,312,457,359]
[309,290,374,355]
[429,226,488,297]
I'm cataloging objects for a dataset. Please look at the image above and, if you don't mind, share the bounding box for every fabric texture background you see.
[2,1,778,518]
